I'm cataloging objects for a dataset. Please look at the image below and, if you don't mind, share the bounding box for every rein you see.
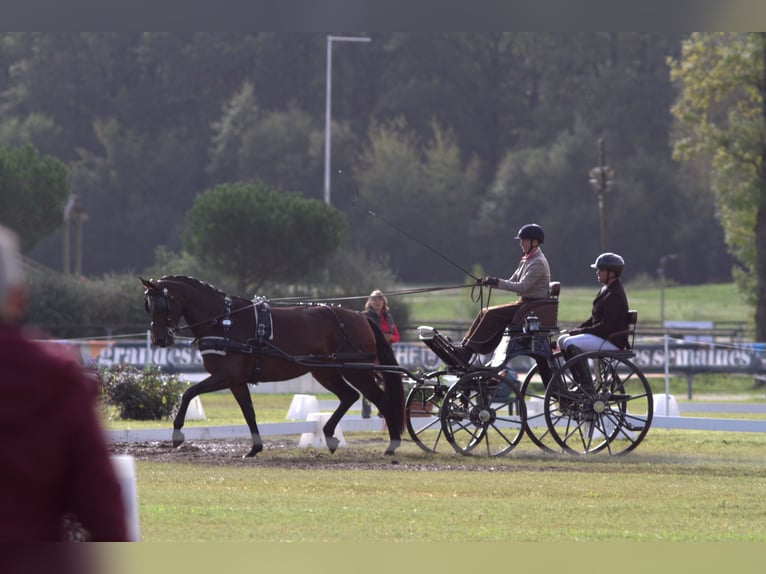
[151,282,489,337]
[268,283,478,305]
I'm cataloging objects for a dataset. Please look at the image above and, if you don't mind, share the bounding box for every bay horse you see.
[140,276,404,457]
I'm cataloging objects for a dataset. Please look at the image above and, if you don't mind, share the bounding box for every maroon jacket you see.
[0,325,127,542]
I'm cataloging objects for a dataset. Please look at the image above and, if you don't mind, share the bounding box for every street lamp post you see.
[62,193,87,276]
[324,34,371,205]
[588,137,615,253]
[658,253,678,327]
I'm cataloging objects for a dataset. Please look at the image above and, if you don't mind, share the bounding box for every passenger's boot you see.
[563,345,594,393]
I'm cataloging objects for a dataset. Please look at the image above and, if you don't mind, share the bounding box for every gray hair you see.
[0,225,24,302]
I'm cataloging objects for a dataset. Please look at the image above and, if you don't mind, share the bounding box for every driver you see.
[457,223,551,364]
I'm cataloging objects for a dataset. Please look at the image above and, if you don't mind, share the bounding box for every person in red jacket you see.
[361,289,400,418]
[0,224,127,543]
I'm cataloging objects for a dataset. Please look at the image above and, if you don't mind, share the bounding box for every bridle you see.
[144,286,177,345]
[144,284,242,343]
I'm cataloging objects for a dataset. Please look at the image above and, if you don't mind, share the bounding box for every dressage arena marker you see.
[298,412,347,449]
[286,394,321,420]
[184,396,206,421]
[287,394,348,449]
[653,393,680,416]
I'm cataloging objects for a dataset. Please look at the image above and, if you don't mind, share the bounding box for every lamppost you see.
[62,193,87,276]
[658,253,678,327]
[324,34,371,205]
[588,137,615,253]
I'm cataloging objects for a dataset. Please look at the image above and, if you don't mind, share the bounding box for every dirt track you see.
[109,436,550,472]
[111,436,426,470]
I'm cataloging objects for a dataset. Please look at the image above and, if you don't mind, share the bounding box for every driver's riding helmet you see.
[590,252,625,277]
[514,223,545,244]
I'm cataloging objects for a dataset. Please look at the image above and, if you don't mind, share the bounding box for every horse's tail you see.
[366,317,405,433]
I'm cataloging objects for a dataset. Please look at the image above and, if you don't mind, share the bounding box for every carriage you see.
[404,281,653,456]
[141,276,653,458]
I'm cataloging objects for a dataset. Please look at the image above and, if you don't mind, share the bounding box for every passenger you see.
[557,252,630,389]
[361,289,399,418]
[457,223,551,364]
[0,224,128,543]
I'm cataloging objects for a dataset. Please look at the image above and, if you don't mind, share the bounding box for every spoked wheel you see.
[440,370,526,457]
[405,372,453,453]
[543,351,653,455]
[520,352,566,453]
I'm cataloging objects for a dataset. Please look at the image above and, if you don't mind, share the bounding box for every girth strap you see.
[195,336,254,356]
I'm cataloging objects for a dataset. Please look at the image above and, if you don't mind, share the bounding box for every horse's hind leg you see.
[312,370,359,454]
[229,383,263,457]
[345,371,400,455]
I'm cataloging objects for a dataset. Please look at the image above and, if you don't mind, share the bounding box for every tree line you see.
[1,32,763,335]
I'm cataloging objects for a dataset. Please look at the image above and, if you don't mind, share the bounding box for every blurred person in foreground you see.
[0,224,127,544]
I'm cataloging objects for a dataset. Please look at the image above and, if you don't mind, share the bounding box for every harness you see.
[187,295,375,384]
[195,296,273,354]
[251,296,273,344]
[192,296,275,383]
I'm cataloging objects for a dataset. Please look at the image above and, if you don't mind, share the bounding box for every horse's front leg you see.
[173,373,231,448]
[229,383,262,457]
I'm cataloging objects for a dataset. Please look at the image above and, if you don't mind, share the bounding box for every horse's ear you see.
[140,276,156,291]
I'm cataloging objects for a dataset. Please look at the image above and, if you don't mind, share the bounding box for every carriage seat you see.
[606,309,638,352]
[507,281,560,335]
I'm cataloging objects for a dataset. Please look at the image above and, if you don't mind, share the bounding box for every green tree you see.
[354,118,482,282]
[183,181,347,293]
[669,32,766,339]
[0,144,69,251]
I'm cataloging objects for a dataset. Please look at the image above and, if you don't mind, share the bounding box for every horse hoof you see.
[243,445,262,458]
[384,439,401,455]
[326,436,340,454]
[172,429,185,448]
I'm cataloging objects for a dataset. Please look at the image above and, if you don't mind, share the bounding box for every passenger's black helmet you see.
[514,223,544,244]
[590,252,625,276]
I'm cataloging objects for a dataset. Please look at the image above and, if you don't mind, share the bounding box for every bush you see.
[25,268,148,338]
[100,364,185,420]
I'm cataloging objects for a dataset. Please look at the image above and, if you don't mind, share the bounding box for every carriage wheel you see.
[520,352,566,453]
[543,351,653,455]
[405,372,453,453]
[440,370,526,457]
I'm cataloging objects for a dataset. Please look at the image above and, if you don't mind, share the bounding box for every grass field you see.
[114,386,766,544]
[131,429,766,543]
[402,281,754,327]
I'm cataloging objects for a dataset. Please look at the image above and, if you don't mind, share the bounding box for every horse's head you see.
[140,277,182,347]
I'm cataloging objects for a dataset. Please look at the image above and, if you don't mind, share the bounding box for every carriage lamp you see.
[523,314,541,335]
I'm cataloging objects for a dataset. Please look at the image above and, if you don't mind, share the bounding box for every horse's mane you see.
[159,275,229,297]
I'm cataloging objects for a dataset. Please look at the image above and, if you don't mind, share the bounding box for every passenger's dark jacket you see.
[575,278,630,349]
